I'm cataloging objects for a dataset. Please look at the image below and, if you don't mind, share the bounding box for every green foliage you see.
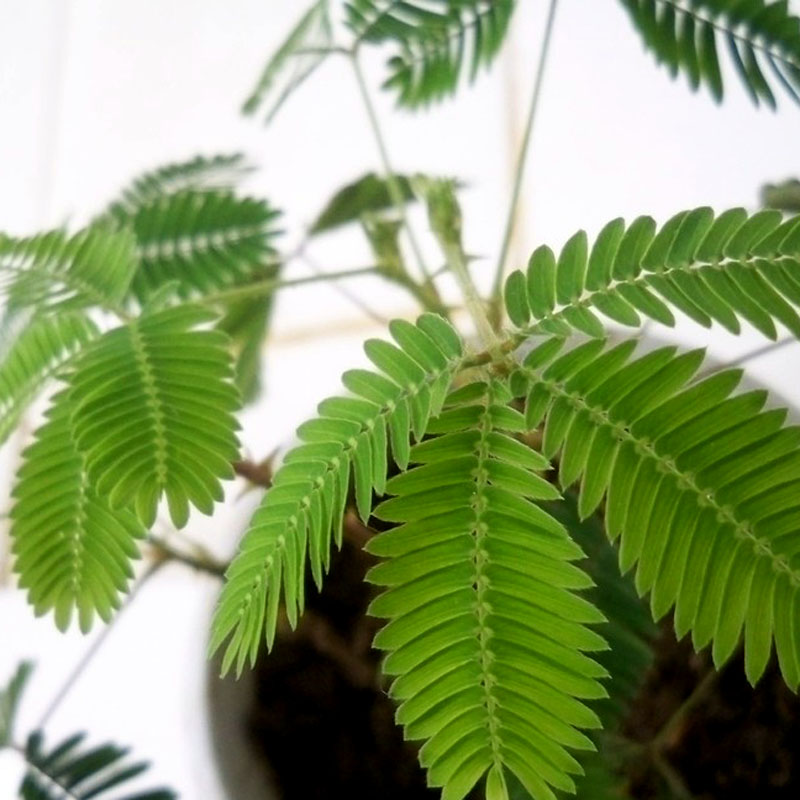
[0,313,98,445]
[67,305,241,529]
[102,153,254,220]
[549,496,656,799]
[242,0,333,123]
[504,208,800,342]
[11,390,146,631]
[346,0,517,106]
[216,290,275,404]
[20,731,175,800]
[1,664,174,799]
[0,662,33,747]
[310,172,417,234]
[101,189,282,303]
[366,379,605,800]
[763,177,800,212]
[210,313,465,675]
[4,0,800,794]
[511,336,800,688]
[0,227,137,315]
[620,0,800,106]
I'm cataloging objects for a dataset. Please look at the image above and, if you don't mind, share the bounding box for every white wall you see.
[1,1,799,797]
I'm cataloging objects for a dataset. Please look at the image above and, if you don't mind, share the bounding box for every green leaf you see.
[20,730,175,800]
[505,208,800,346]
[210,314,464,676]
[0,313,97,445]
[0,662,33,747]
[310,172,417,234]
[516,337,800,690]
[11,391,146,632]
[216,283,277,405]
[67,305,242,528]
[621,0,800,107]
[101,189,282,303]
[99,153,254,221]
[0,227,137,314]
[366,380,606,800]
[242,1,333,123]
[346,0,516,107]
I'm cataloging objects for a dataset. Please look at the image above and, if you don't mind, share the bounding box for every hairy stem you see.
[490,0,559,324]
[441,241,499,352]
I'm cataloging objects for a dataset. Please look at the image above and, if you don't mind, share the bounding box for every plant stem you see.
[651,665,722,752]
[35,563,165,729]
[442,241,499,352]
[148,535,228,579]
[490,0,559,323]
[349,55,436,289]
[201,265,379,306]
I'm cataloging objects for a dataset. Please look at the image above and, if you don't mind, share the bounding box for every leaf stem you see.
[35,563,165,729]
[650,665,723,752]
[441,241,499,352]
[201,265,379,305]
[349,54,438,292]
[490,0,559,322]
[148,535,228,579]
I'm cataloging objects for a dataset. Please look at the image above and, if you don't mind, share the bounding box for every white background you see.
[0,1,798,797]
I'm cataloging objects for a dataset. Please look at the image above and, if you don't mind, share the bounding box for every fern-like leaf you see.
[504,208,800,342]
[216,291,275,405]
[66,305,241,529]
[101,189,281,303]
[242,0,333,123]
[0,228,137,314]
[102,153,254,221]
[346,0,516,107]
[210,313,464,676]
[511,337,800,689]
[309,172,417,235]
[20,731,175,800]
[366,379,607,800]
[0,313,97,445]
[620,0,800,107]
[0,662,33,747]
[550,496,655,800]
[11,390,146,632]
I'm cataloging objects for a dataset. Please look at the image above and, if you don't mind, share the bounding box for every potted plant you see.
[2,1,800,798]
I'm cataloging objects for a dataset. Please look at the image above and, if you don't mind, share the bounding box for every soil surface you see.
[240,532,800,799]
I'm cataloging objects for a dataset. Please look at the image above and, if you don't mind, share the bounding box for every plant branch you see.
[200,265,379,305]
[35,563,165,729]
[490,0,559,321]
[441,240,499,352]
[148,536,228,579]
[349,54,437,291]
[651,665,724,753]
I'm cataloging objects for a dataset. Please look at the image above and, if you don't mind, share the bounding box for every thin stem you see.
[148,536,228,579]
[651,665,723,752]
[651,751,694,799]
[349,54,434,286]
[490,0,559,317]
[200,265,379,306]
[442,241,499,351]
[35,563,165,729]
[299,250,388,324]
[698,336,793,378]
